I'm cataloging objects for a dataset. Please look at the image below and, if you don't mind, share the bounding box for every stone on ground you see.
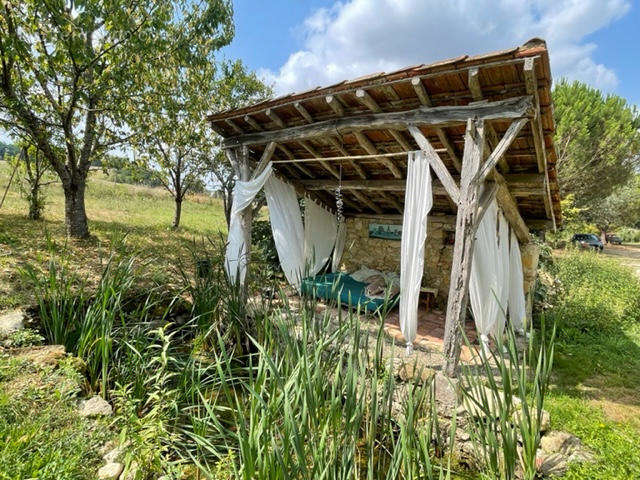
[79,395,113,417]
[103,445,125,463]
[97,462,123,480]
[0,310,24,337]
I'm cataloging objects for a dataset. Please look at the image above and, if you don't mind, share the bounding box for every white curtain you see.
[304,200,338,276]
[225,163,273,285]
[508,229,527,333]
[496,212,510,337]
[399,151,433,355]
[469,199,507,351]
[331,221,347,272]
[264,175,306,290]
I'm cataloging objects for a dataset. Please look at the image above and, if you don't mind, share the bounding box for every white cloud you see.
[263,0,630,95]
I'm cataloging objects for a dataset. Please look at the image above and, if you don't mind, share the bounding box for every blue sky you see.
[223,0,639,107]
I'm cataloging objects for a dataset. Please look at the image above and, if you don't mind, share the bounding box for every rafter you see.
[353,131,403,178]
[265,108,285,128]
[244,115,263,131]
[326,136,367,179]
[325,95,345,116]
[293,102,313,123]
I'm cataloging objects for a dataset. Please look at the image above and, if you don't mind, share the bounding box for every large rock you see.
[540,430,594,461]
[0,310,24,337]
[79,395,113,417]
[97,462,123,480]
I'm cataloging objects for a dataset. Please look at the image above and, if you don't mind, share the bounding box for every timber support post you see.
[442,117,486,377]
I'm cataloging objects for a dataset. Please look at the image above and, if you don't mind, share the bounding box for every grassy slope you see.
[0,160,227,310]
[544,251,640,479]
[3,161,640,478]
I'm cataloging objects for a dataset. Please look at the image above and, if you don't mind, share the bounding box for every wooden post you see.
[442,118,486,377]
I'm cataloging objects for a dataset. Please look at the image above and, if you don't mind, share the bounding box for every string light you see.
[335,162,344,223]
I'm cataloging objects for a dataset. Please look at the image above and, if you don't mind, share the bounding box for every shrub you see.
[547,252,640,333]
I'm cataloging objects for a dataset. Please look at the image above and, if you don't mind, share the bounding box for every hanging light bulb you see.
[335,162,344,223]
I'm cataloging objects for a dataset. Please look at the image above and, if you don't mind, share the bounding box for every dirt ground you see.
[601,243,640,277]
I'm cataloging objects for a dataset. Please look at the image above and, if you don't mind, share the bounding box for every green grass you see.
[0,159,227,310]
[0,354,113,479]
[542,251,640,479]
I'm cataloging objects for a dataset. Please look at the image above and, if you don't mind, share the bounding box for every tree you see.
[553,80,640,207]
[12,143,53,220]
[206,61,272,227]
[130,62,215,229]
[583,175,640,239]
[0,0,233,237]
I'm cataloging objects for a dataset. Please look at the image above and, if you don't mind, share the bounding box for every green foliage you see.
[0,356,113,479]
[547,252,640,334]
[553,80,640,207]
[616,227,640,243]
[0,0,234,236]
[1,328,44,348]
[251,219,281,275]
[460,321,555,480]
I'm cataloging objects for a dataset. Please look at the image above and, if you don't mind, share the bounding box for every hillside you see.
[0,160,227,311]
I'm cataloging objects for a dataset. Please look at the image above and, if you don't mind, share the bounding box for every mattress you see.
[300,272,399,313]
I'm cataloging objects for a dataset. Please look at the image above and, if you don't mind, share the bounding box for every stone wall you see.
[339,217,539,310]
[339,218,455,306]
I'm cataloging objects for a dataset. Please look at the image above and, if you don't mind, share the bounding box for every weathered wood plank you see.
[408,126,461,204]
[250,142,277,180]
[299,140,341,179]
[473,183,498,233]
[265,108,285,128]
[244,115,263,131]
[221,96,535,148]
[356,88,382,113]
[442,118,485,377]
[326,136,368,179]
[493,171,530,244]
[294,102,313,123]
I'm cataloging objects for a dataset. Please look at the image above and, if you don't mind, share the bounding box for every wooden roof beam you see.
[265,108,285,128]
[221,95,535,148]
[326,136,367,179]
[355,88,382,113]
[524,56,556,231]
[225,119,243,134]
[468,67,510,173]
[353,131,403,178]
[299,140,342,180]
[293,101,313,123]
[278,144,313,177]
[244,115,263,131]
[351,190,383,214]
[298,174,544,197]
[325,95,345,116]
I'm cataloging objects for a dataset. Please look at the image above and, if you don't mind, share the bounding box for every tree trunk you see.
[173,197,182,229]
[28,184,40,220]
[63,178,89,238]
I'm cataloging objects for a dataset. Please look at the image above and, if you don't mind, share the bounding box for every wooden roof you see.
[208,38,561,228]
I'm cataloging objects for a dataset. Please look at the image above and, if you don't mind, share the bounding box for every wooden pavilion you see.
[207,38,561,376]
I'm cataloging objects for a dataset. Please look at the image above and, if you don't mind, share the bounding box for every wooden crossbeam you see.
[325,95,345,116]
[493,170,530,243]
[380,191,403,213]
[221,96,535,148]
[408,126,460,204]
[353,131,403,178]
[351,190,383,214]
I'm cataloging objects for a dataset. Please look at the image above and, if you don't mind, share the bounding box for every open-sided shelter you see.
[208,39,561,376]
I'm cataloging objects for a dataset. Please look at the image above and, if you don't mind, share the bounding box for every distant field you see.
[0,160,227,310]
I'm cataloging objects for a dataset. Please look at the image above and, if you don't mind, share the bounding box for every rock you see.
[512,408,551,433]
[97,462,123,480]
[103,446,124,463]
[540,431,579,454]
[539,430,595,472]
[78,395,113,417]
[536,452,568,477]
[395,359,435,383]
[0,310,24,337]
